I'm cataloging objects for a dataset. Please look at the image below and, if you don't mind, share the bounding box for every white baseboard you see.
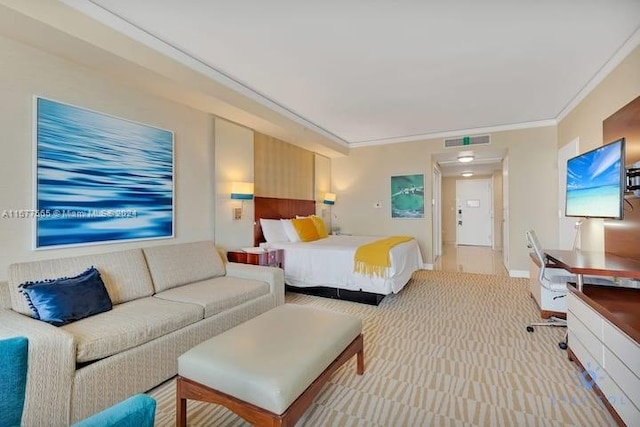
[509,270,529,278]
[422,263,433,270]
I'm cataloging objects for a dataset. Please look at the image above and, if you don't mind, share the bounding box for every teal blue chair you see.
[72,394,156,427]
[0,336,28,427]
[0,336,156,427]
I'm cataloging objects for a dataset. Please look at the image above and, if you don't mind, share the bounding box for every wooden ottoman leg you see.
[356,334,365,375]
[176,376,187,427]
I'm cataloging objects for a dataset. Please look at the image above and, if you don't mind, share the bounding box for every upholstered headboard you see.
[254,197,316,246]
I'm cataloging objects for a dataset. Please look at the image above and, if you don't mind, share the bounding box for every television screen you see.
[566,138,625,219]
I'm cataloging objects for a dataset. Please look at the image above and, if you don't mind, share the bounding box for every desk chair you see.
[525,230,570,337]
[0,336,156,427]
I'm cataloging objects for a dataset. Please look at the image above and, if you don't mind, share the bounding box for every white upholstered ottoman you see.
[176,304,364,427]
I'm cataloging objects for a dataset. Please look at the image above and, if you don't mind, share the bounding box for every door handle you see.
[458,220,462,226]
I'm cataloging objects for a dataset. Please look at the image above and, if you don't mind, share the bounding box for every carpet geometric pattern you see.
[148,270,616,426]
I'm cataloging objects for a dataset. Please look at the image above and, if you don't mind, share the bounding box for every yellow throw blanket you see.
[354,236,413,277]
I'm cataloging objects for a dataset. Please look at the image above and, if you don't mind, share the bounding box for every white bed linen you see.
[268,235,423,295]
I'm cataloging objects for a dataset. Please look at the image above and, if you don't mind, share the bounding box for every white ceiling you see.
[69,0,640,149]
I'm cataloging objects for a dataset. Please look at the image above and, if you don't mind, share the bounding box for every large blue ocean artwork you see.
[35,97,174,248]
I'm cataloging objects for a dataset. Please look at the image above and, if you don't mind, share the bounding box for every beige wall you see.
[0,35,214,280]
[254,132,314,199]
[332,141,431,263]
[213,118,254,252]
[314,154,332,227]
[332,126,557,272]
[493,169,503,249]
[557,44,640,251]
[441,176,457,244]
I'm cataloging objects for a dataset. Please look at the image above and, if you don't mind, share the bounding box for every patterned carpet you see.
[148,271,616,426]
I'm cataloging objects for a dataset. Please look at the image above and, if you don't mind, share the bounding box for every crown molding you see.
[349,119,557,148]
[61,0,349,149]
[556,26,640,123]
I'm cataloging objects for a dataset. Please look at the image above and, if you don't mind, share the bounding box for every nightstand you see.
[227,248,284,268]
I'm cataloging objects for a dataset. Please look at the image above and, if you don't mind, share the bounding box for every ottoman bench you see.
[176,304,364,426]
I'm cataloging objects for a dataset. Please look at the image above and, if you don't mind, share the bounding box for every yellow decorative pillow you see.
[291,218,320,242]
[309,216,329,238]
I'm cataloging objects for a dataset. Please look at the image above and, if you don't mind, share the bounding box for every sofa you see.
[0,241,284,427]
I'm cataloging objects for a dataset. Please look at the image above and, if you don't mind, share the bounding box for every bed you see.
[254,197,423,305]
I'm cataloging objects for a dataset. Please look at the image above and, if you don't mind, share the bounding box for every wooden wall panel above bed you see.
[254,132,314,200]
[254,197,316,246]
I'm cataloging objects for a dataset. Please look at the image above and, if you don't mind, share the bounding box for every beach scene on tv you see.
[566,140,623,219]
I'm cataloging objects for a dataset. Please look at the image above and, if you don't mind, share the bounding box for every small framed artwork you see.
[34,97,175,249]
[390,174,425,219]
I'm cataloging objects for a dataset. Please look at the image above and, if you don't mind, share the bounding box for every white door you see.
[559,138,579,249]
[432,166,442,260]
[503,156,510,269]
[456,179,492,246]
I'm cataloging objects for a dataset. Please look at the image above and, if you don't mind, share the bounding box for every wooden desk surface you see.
[545,249,640,279]
[568,284,640,344]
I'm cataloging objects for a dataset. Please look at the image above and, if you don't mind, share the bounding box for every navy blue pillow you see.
[19,267,112,326]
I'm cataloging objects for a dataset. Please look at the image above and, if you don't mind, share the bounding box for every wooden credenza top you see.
[568,284,640,344]
[545,249,640,279]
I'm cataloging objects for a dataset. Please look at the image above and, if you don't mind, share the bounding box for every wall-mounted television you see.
[565,138,625,219]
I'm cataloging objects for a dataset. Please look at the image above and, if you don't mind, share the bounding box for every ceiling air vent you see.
[444,135,490,148]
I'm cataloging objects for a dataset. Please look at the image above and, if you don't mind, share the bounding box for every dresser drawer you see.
[569,313,604,366]
[568,293,603,338]
[569,332,603,384]
[602,320,640,376]
[603,347,640,411]
[572,334,640,425]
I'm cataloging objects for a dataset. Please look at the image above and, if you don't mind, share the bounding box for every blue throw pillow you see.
[19,267,112,326]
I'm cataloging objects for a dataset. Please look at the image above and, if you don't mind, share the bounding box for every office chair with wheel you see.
[525,230,570,334]
[525,230,617,350]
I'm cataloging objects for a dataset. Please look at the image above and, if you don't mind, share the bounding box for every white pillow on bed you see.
[281,219,301,242]
[260,219,289,243]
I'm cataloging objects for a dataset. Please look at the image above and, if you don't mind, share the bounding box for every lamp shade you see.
[230,182,254,200]
[323,192,336,205]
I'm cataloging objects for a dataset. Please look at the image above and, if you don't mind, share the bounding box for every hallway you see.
[433,243,509,276]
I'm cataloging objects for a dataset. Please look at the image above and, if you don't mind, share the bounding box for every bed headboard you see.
[254,196,316,246]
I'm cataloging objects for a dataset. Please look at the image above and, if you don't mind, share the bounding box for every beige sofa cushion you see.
[153,276,269,318]
[8,249,154,316]
[62,296,203,363]
[144,241,226,293]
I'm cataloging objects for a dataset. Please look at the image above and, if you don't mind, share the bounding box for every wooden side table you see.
[227,249,284,268]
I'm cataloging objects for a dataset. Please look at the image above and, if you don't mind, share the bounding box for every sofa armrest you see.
[0,281,11,309]
[225,263,285,306]
[0,309,76,427]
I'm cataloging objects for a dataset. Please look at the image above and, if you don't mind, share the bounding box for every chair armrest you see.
[225,263,285,306]
[71,394,156,427]
[0,309,76,427]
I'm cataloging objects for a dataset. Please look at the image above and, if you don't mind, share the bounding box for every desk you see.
[544,249,640,291]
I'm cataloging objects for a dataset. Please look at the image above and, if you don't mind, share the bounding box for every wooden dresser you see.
[567,284,640,426]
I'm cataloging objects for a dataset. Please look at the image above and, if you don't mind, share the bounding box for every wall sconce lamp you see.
[323,192,336,205]
[230,182,254,220]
